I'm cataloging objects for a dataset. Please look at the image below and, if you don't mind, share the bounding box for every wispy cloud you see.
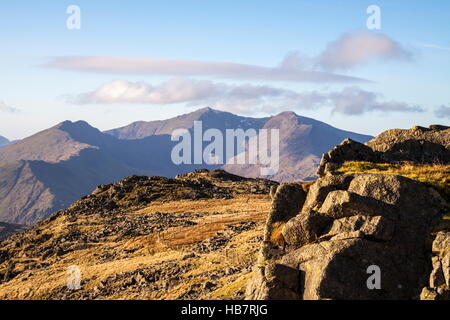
[45,32,411,83]
[435,105,450,119]
[414,42,450,52]
[319,32,412,71]
[68,78,424,116]
[45,56,367,83]
[327,87,423,115]
[69,78,290,105]
[218,86,424,116]
[0,101,20,113]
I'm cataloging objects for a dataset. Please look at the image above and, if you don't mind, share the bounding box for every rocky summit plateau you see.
[0,124,448,300]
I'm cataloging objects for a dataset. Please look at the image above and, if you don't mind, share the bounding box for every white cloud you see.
[415,42,450,52]
[70,78,424,116]
[319,32,412,71]
[71,78,290,105]
[328,87,423,115]
[212,87,423,116]
[435,105,450,119]
[45,55,367,84]
[45,32,412,84]
[0,101,20,113]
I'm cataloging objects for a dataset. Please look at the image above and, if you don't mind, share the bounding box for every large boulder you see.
[318,190,396,219]
[281,238,417,300]
[366,125,450,155]
[348,174,446,225]
[316,125,450,177]
[320,215,395,242]
[380,139,450,163]
[246,173,449,300]
[302,174,354,212]
[317,139,377,177]
[282,211,331,249]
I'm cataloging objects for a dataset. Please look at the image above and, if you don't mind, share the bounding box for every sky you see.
[0,0,449,140]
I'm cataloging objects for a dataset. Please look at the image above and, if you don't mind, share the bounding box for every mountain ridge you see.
[0,108,373,225]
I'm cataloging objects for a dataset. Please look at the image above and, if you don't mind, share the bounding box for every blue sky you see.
[0,0,449,139]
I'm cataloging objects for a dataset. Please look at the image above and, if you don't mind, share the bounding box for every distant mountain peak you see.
[275,111,299,117]
[189,106,232,118]
[57,120,96,131]
[196,106,214,113]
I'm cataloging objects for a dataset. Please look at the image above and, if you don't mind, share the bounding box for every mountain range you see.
[0,107,372,225]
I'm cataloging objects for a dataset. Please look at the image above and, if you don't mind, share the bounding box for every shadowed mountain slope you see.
[0,108,372,225]
[107,108,373,182]
[222,111,373,181]
[0,119,216,224]
[0,222,26,241]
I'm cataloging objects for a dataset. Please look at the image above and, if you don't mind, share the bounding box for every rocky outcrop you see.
[317,125,450,177]
[317,139,376,177]
[366,125,450,153]
[420,231,450,300]
[0,169,276,300]
[246,173,449,300]
[245,182,308,300]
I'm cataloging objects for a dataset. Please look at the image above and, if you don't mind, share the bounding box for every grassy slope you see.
[0,195,271,300]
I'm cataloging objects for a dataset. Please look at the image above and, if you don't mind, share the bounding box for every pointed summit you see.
[0,119,110,163]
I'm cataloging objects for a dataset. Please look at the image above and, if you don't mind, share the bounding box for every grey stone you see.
[318,190,395,219]
[432,232,450,258]
[321,215,394,242]
[429,257,445,288]
[302,175,354,213]
[263,183,306,242]
[317,139,377,177]
[282,211,331,248]
[245,263,300,300]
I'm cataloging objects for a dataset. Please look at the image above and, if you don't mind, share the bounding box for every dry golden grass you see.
[0,195,272,300]
[134,195,268,215]
[208,273,253,299]
[269,221,286,248]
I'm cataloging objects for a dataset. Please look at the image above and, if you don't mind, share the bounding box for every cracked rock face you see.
[246,173,449,300]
